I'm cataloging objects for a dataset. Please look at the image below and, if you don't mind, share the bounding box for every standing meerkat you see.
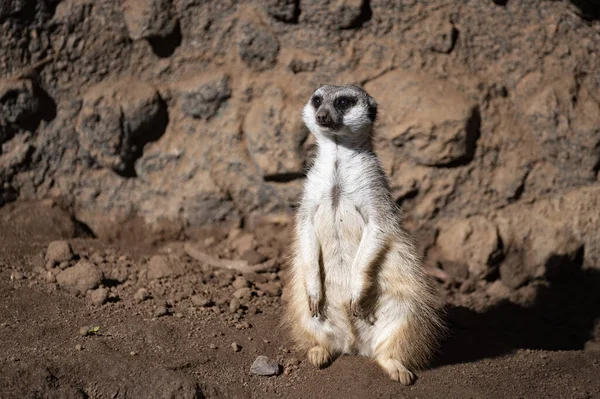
[283,84,445,385]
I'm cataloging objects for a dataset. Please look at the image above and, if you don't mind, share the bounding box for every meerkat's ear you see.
[366,96,378,122]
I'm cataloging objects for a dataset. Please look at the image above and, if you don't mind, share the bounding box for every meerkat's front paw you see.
[308,294,321,318]
[350,296,364,318]
[307,346,332,368]
[350,296,375,324]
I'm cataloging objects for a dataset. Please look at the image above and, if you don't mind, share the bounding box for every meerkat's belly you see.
[313,197,365,298]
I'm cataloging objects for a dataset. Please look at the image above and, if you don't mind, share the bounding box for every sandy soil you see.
[1,201,599,399]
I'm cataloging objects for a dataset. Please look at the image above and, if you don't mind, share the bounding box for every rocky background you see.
[1,0,600,314]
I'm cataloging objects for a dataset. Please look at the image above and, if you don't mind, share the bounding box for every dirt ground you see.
[1,200,599,399]
[2,1,600,397]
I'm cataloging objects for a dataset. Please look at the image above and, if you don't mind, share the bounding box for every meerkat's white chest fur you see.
[305,140,377,294]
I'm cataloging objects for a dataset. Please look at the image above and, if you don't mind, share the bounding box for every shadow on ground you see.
[434,267,600,367]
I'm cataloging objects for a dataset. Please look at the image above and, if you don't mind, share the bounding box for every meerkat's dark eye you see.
[312,96,322,108]
[334,96,356,111]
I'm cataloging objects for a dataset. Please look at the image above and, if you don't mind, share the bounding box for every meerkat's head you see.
[302,85,378,142]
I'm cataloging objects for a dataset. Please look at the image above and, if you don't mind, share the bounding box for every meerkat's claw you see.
[376,358,416,385]
[350,297,372,319]
[366,312,376,325]
[350,297,363,318]
[309,295,321,318]
[307,346,332,368]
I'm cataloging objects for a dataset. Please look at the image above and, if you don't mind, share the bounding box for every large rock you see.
[365,69,480,167]
[265,0,299,23]
[238,23,280,71]
[56,261,104,295]
[0,79,39,144]
[122,0,177,40]
[76,80,167,174]
[301,0,371,29]
[177,73,231,120]
[426,11,458,53]
[490,150,530,201]
[330,0,369,29]
[497,218,583,289]
[242,86,308,179]
[435,216,502,280]
[493,187,596,288]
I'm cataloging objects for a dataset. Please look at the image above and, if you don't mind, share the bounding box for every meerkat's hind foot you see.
[307,345,332,369]
[376,357,416,385]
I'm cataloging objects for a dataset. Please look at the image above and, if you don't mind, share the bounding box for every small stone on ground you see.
[250,355,281,376]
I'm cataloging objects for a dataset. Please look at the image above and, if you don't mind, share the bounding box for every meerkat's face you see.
[302,85,378,138]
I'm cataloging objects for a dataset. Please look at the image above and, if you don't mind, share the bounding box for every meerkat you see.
[283,84,445,385]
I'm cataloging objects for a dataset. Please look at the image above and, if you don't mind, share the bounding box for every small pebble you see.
[45,241,74,265]
[233,287,251,299]
[235,321,251,330]
[209,343,218,349]
[58,261,70,270]
[130,351,137,356]
[10,271,24,281]
[250,355,281,376]
[191,294,211,307]
[90,287,109,306]
[240,249,267,265]
[255,282,281,297]
[134,288,150,303]
[154,305,169,317]
[75,344,83,351]
[231,342,241,352]
[45,271,57,283]
[229,298,241,313]
[285,357,300,367]
[79,326,91,336]
[232,276,249,290]
[175,312,184,318]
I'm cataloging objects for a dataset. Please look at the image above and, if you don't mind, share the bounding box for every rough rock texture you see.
[242,86,308,178]
[238,22,280,71]
[0,78,40,145]
[56,261,104,295]
[0,0,600,305]
[250,355,281,376]
[45,240,73,265]
[434,216,501,280]
[176,73,231,120]
[122,0,178,41]
[264,0,299,23]
[365,70,480,167]
[76,79,167,175]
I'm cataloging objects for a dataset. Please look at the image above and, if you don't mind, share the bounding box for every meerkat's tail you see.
[371,238,448,382]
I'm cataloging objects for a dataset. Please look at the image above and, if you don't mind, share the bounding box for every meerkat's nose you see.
[316,109,332,127]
